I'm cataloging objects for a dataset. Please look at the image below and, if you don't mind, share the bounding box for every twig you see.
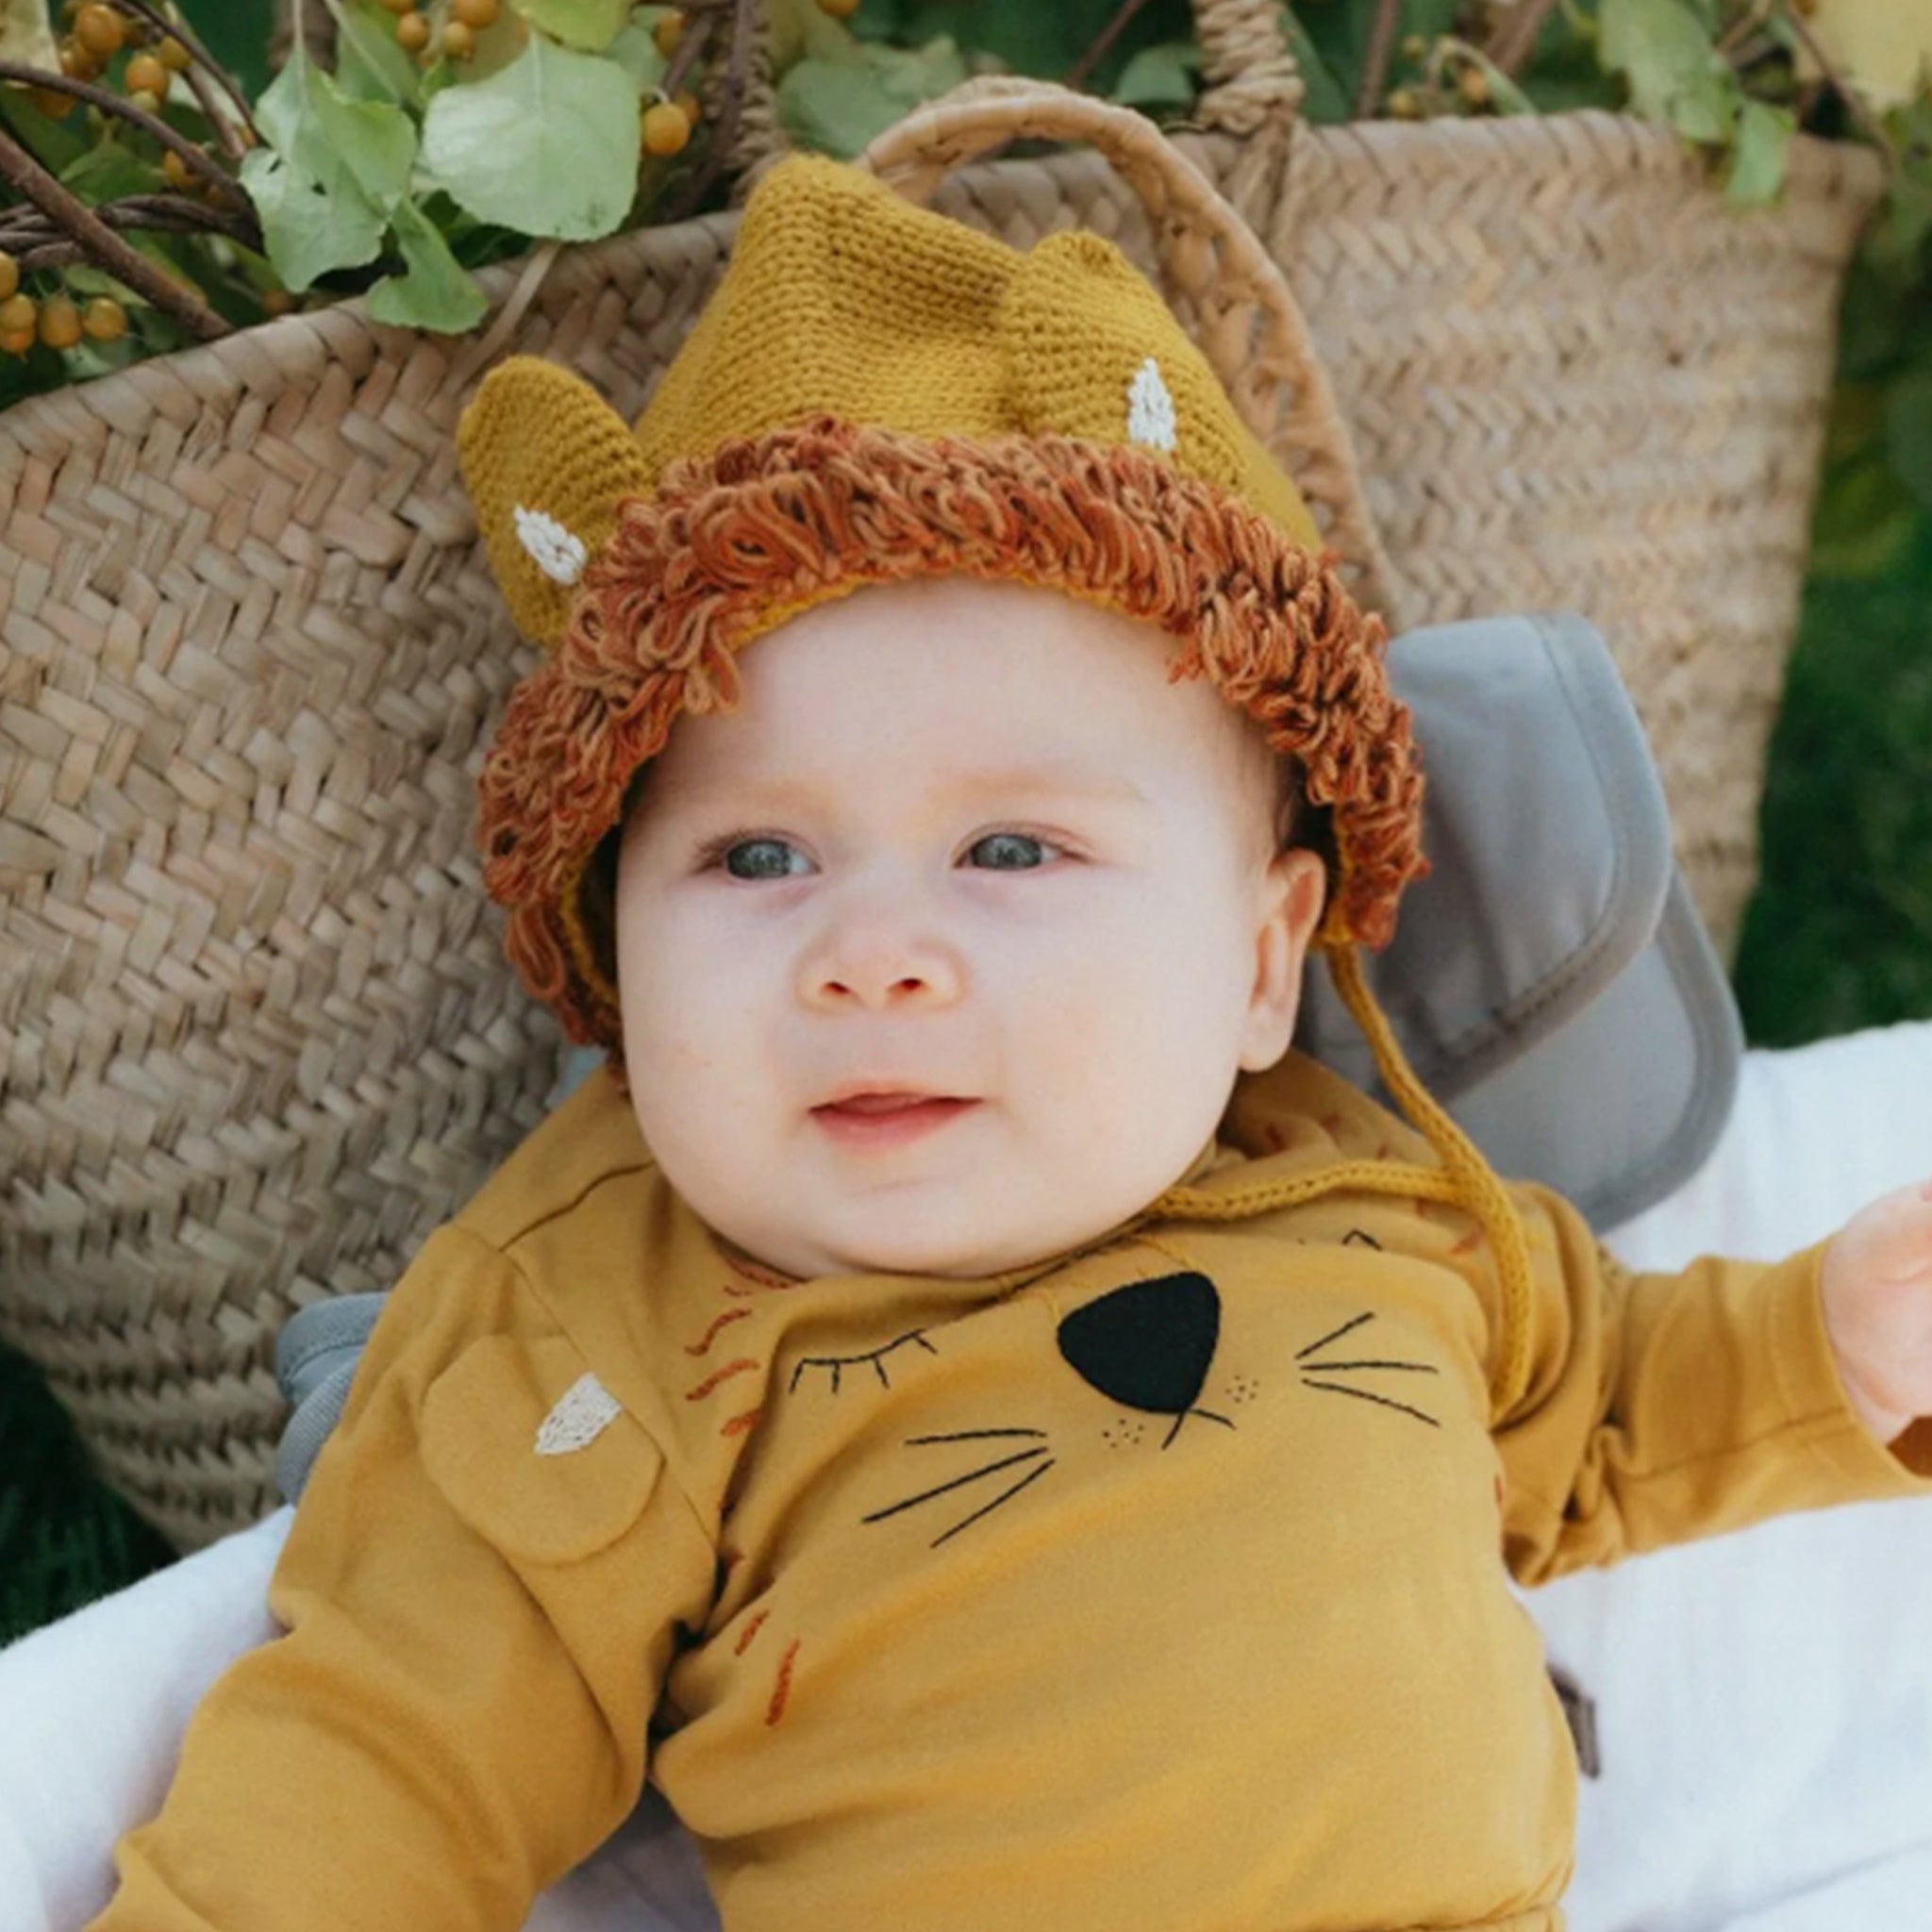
[0,122,229,339]
[658,4,719,103]
[0,62,251,211]
[108,0,261,146]
[660,0,755,225]
[1356,0,1404,117]
[0,194,260,249]
[1782,3,1899,171]
[1487,0,1561,79]
[1064,0,1158,96]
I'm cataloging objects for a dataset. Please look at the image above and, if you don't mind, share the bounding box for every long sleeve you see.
[1492,1182,1932,1586]
[87,1223,718,1932]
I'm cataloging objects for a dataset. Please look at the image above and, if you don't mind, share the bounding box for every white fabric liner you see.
[6,1021,1932,1932]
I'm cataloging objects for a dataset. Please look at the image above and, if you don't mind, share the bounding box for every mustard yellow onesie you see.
[94,1049,1932,1932]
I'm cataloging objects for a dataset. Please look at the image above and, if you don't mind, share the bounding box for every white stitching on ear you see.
[536,1372,622,1456]
[513,504,589,587]
[1126,357,1177,453]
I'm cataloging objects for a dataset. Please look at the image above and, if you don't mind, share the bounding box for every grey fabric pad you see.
[274,612,1742,1503]
[1295,612,1740,1229]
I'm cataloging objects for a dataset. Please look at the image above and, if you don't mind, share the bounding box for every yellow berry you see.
[675,88,701,127]
[394,10,430,52]
[641,99,691,156]
[0,291,35,334]
[261,288,297,317]
[81,295,127,341]
[161,147,195,191]
[59,40,102,80]
[74,4,125,58]
[1,327,37,358]
[1387,87,1421,120]
[815,0,861,16]
[39,294,83,351]
[441,18,475,58]
[125,51,167,97]
[451,0,499,24]
[651,10,683,56]
[1401,34,1426,62]
[0,253,17,301]
[158,35,192,72]
[1457,66,1491,108]
[34,85,78,117]
[129,87,160,112]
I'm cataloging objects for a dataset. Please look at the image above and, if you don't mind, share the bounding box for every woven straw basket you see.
[0,0,1879,1548]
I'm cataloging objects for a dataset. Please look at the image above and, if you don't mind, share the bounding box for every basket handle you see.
[857,80,1407,626]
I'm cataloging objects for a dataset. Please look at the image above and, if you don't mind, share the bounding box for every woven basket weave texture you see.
[0,105,1876,1547]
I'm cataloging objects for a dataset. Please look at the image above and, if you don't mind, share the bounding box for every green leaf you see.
[1599,0,1737,144]
[778,37,969,158]
[421,36,641,241]
[512,0,630,54]
[325,0,421,104]
[59,140,160,205]
[605,18,669,92]
[240,145,389,290]
[1279,9,1351,124]
[1111,40,1201,109]
[364,198,491,332]
[1726,98,1793,206]
[255,44,418,215]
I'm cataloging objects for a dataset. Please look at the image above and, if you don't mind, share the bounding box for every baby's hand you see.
[1821,1181,1932,1446]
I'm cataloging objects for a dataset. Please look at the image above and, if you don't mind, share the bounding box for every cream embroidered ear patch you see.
[421,1336,660,1563]
[513,505,589,588]
[536,1372,624,1456]
[1126,358,1177,452]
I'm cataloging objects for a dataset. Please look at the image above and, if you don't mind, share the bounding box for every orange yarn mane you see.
[477,417,1426,1058]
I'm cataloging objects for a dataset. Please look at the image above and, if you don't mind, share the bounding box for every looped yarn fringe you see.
[477,417,1428,1062]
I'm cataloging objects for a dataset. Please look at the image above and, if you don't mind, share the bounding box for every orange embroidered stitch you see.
[687,1307,754,1356]
[1451,1228,1484,1257]
[685,1358,759,1402]
[722,1408,762,1438]
[766,1641,801,1726]
[735,1610,770,1656]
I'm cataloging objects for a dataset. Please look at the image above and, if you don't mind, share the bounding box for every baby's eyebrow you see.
[672,766,1151,813]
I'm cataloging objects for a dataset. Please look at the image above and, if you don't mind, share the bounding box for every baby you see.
[92,156,1932,1932]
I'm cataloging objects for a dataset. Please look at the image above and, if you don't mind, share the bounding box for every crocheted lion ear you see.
[458,357,656,650]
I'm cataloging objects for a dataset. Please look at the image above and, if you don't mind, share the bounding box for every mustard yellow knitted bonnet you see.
[458,152,1425,1054]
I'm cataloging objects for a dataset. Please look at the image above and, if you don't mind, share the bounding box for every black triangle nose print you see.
[1057,1273,1228,1447]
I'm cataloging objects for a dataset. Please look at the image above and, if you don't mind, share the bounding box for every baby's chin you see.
[721,1201,1123,1284]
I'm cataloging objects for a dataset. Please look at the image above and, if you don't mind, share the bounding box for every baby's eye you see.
[721,837,812,880]
[965,831,1059,871]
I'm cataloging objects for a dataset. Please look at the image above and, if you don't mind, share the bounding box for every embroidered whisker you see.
[1296,1312,1375,1359]
[929,1458,1056,1548]
[861,1446,1051,1524]
[1301,1378,1441,1427]
[1297,1357,1440,1375]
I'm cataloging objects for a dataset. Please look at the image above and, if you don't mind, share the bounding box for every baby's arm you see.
[1488,1185,1932,1588]
[1821,1180,1932,1447]
[87,1224,716,1932]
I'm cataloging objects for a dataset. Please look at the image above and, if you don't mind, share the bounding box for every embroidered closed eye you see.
[789,1328,937,1395]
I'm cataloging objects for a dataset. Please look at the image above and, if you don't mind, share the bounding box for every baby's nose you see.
[798,909,965,1011]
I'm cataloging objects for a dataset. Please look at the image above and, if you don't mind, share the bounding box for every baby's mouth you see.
[810,1091,980,1147]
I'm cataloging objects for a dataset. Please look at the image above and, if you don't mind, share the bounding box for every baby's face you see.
[614,576,1324,1280]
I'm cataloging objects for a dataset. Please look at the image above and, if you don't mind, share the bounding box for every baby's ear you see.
[1240,848,1327,1072]
[458,357,656,649]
